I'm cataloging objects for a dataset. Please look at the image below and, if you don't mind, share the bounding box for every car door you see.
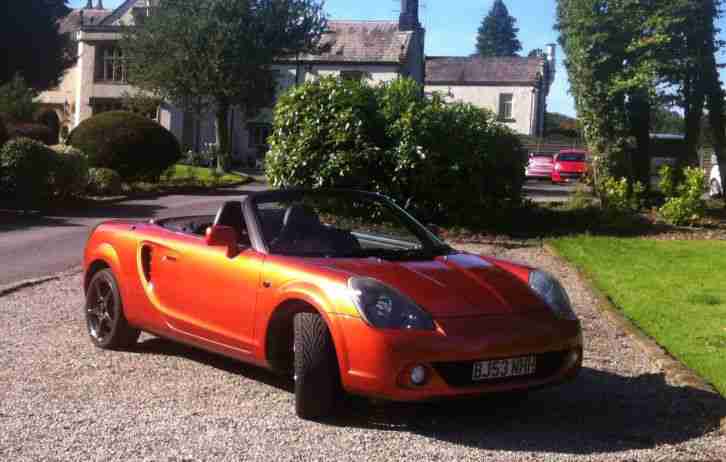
[161,238,265,354]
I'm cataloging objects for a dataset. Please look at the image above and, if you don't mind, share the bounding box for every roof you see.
[58,8,111,34]
[425,56,544,85]
[293,21,413,64]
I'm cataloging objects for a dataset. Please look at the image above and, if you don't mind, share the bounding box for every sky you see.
[67,0,726,118]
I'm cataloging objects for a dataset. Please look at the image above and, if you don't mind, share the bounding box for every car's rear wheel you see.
[85,269,140,350]
[293,312,342,420]
[710,179,722,197]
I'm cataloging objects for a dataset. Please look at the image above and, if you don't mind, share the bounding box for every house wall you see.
[424,83,538,136]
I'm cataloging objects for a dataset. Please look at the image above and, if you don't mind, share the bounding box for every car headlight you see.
[528,270,578,320]
[554,163,561,171]
[347,277,435,330]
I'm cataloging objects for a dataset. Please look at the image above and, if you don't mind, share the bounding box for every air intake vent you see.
[141,245,152,283]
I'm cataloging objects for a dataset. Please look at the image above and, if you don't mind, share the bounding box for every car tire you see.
[710,179,722,198]
[85,269,140,350]
[293,312,342,420]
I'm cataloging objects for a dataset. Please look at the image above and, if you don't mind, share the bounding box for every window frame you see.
[95,45,128,84]
[498,93,514,122]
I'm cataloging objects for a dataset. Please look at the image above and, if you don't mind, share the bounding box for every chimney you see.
[399,0,420,31]
[85,0,93,8]
[96,0,104,9]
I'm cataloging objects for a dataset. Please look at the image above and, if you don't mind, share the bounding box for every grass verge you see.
[550,236,726,396]
[127,164,250,193]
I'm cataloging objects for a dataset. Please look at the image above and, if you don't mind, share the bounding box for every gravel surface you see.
[1,244,725,461]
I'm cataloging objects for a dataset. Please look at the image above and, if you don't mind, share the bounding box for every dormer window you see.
[95,45,128,83]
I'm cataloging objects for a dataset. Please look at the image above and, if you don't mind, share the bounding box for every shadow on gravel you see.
[339,368,726,455]
[133,337,294,393]
[130,337,726,455]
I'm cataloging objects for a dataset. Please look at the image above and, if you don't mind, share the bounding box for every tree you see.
[651,105,685,135]
[123,0,327,171]
[0,0,73,90]
[476,0,522,57]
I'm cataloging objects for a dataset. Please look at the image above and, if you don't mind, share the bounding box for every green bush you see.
[0,137,54,204]
[659,166,706,226]
[0,117,7,147]
[658,165,678,197]
[0,75,39,123]
[50,145,89,198]
[87,168,122,196]
[6,122,55,145]
[266,77,525,226]
[600,176,644,214]
[68,111,181,181]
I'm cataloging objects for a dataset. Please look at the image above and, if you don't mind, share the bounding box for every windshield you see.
[558,153,585,162]
[252,191,452,259]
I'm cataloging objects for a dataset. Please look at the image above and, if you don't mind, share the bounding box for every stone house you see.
[424,47,556,137]
[38,0,552,162]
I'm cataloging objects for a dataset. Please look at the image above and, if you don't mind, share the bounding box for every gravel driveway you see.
[1,243,724,461]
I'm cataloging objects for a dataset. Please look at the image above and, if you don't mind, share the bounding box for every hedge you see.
[50,145,89,198]
[68,111,180,181]
[0,137,54,204]
[266,77,526,226]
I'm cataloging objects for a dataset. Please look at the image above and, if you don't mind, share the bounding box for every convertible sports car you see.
[83,189,582,420]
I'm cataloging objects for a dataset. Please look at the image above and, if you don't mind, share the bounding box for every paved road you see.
[523,180,581,203]
[0,182,268,287]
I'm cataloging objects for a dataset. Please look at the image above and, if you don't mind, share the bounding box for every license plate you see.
[472,356,536,381]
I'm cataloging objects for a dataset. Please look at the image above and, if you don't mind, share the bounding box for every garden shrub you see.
[266,77,525,227]
[0,137,54,204]
[0,117,7,147]
[87,168,122,196]
[599,176,644,214]
[0,75,38,123]
[6,122,55,145]
[68,111,181,181]
[50,145,89,198]
[659,166,706,226]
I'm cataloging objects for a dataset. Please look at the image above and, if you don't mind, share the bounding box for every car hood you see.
[322,253,549,318]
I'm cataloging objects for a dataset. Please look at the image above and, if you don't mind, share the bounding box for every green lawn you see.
[126,164,249,194]
[550,236,726,395]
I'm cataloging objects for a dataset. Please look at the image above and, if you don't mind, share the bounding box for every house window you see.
[340,70,366,81]
[95,46,128,83]
[248,124,272,150]
[498,93,514,121]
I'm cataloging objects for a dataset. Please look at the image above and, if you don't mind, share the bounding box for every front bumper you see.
[552,171,584,182]
[334,311,583,402]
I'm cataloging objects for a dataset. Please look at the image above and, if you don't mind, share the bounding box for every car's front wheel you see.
[710,179,722,197]
[85,269,140,350]
[293,312,342,420]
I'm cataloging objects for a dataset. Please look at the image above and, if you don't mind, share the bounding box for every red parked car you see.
[525,153,554,180]
[551,150,588,183]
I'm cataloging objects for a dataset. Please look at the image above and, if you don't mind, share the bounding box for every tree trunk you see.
[628,90,651,190]
[683,72,705,170]
[215,100,231,173]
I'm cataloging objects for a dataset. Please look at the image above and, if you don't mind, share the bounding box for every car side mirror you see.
[205,225,238,257]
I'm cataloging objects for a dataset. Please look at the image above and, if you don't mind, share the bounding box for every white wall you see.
[425,84,538,135]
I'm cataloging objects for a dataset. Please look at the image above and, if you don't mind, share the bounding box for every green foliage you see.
[68,111,181,181]
[122,0,327,169]
[6,122,55,145]
[0,138,54,204]
[266,77,525,227]
[50,145,89,198]
[651,105,685,135]
[659,166,706,225]
[87,168,122,196]
[658,165,678,197]
[0,117,7,148]
[600,176,645,214]
[0,75,39,122]
[476,0,522,57]
[0,0,73,90]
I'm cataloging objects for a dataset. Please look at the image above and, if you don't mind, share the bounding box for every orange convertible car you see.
[83,189,582,419]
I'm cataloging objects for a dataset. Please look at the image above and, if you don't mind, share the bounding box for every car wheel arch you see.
[264,298,346,378]
[84,259,111,294]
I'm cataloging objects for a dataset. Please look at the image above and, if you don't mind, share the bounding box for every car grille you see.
[431,350,568,388]
[560,172,583,179]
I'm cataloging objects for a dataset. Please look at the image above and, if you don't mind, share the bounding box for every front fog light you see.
[411,365,427,386]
